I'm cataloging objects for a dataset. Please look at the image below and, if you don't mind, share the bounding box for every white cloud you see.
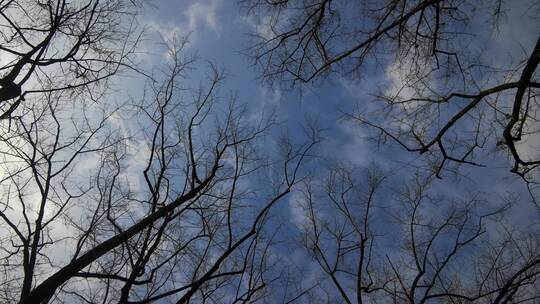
[258,86,281,105]
[137,0,222,64]
[385,59,418,101]
[288,189,308,229]
[240,14,275,40]
[325,120,368,166]
[185,1,219,37]
[0,52,15,71]
[145,0,221,44]
[146,20,183,44]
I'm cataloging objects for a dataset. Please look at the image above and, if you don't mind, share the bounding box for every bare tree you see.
[244,0,540,181]
[243,1,540,302]
[0,39,318,303]
[291,167,540,303]
[244,0,490,86]
[1,1,538,303]
[0,0,141,120]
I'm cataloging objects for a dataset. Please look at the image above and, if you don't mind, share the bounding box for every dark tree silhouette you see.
[291,167,540,303]
[244,1,540,302]
[244,0,540,182]
[0,0,141,120]
[0,1,538,303]
[0,39,318,303]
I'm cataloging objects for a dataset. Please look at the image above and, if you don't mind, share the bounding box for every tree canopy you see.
[0,0,538,303]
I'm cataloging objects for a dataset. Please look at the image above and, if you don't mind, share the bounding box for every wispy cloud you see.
[145,0,221,44]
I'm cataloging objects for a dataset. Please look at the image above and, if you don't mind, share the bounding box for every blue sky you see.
[133,0,540,192]
[136,0,386,168]
[111,1,540,301]
[1,1,539,303]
